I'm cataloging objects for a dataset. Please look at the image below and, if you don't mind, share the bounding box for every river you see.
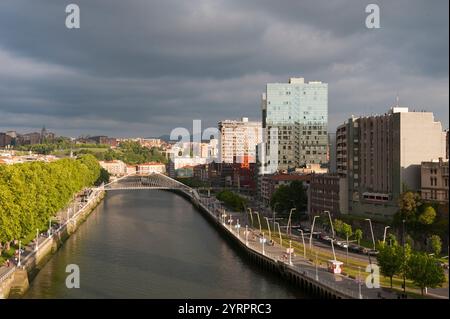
[24,190,305,298]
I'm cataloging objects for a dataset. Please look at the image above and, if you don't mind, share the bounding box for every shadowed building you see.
[337,106,446,219]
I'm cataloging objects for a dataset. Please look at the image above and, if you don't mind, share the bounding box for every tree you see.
[396,191,421,223]
[407,253,446,295]
[428,235,442,257]
[0,155,101,252]
[216,190,247,212]
[270,181,308,216]
[333,219,344,236]
[399,243,412,291]
[418,206,436,225]
[386,233,397,246]
[95,168,110,186]
[377,242,403,288]
[342,223,353,240]
[354,229,363,245]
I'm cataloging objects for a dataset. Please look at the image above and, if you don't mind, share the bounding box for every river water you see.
[24,190,305,298]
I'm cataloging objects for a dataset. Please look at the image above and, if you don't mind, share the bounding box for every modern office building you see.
[261,77,328,172]
[337,106,447,219]
[218,117,262,164]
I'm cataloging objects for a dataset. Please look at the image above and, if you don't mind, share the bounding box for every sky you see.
[0,0,448,138]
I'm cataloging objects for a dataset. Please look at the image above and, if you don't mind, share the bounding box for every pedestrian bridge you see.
[99,173,196,196]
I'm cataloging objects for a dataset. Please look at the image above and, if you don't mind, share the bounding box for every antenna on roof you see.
[396,93,400,107]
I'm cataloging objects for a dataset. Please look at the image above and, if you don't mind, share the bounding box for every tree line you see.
[76,141,167,165]
[0,155,103,254]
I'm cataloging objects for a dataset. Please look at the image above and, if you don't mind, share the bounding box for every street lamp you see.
[309,216,319,249]
[273,202,280,231]
[254,212,262,234]
[48,218,52,237]
[35,229,39,252]
[298,229,306,258]
[383,226,391,244]
[264,217,271,240]
[402,219,406,294]
[247,208,253,227]
[274,222,283,247]
[18,240,21,267]
[260,232,266,255]
[286,208,297,236]
[288,240,293,265]
[365,218,376,251]
[245,225,249,246]
[325,210,335,238]
[235,219,241,237]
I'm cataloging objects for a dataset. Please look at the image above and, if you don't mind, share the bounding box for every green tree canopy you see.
[428,235,442,257]
[407,253,446,295]
[418,206,437,225]
[0,155,101,253]
[270,180,308,216]
[354,229,363,245]
[377,242,404,288]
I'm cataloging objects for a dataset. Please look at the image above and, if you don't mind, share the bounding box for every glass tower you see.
[262,77,328,172]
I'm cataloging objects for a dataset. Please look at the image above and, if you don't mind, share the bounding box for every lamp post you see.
[383,226,391,244]
[346,234,349,264]
[247,208,253,227]
[274,222,283,247]
[315,250,319,280]
[298,229,306,258]
[254,212,262,234]
[309,216,319,249]
[289,240,293,265]
[260,232,266,255]
[18,241,21,267]
[325,210,335,238]
[286,208,297,236]
[35,229,39,252]
[228,216,233,230]
[358,266,362,299]
[273,202,280,231]
[402,219,406,294]
[365,218,376,251]
[48,218,52,237]
[245,225,249,246]
[264,217,272,240]
[235,219,241,237]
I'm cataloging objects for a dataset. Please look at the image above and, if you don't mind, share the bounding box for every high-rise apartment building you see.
[262,77,328,172]
[337,106,447,219]
[218,117,262,163]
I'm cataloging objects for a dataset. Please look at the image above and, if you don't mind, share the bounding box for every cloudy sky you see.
[0,0,448,138]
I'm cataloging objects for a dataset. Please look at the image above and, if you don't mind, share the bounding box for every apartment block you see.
[337,107,446,219]
[218,117,262,163]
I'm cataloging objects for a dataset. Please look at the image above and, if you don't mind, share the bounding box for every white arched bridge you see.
[98,173,198,198]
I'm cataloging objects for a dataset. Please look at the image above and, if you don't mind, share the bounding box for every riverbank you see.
[0,189,105,299]
[173,188,400,299]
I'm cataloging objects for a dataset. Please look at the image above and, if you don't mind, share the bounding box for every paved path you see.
[199,196,399,299]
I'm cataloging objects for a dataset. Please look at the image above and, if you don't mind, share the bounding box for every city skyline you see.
[0,0,448,137]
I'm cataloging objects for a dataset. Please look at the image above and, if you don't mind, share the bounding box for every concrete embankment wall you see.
[0,190,105,299]
[173,189,348,299]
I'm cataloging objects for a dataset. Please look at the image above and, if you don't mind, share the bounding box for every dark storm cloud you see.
[0,0,448,137]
